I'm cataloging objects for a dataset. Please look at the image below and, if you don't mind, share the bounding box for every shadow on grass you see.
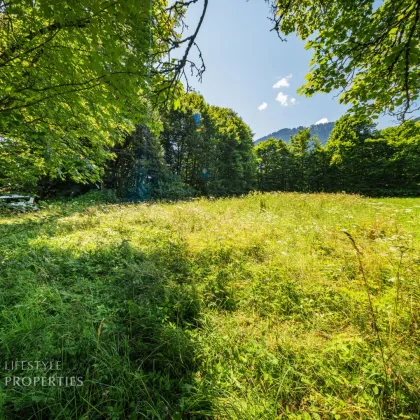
[0,204,95,249]
[0,223,214,419]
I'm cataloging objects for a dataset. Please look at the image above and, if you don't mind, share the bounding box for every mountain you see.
[254,121,335,145]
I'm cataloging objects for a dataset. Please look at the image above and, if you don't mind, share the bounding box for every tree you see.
[0,0,208,191]
[254,118,420,197]
[255,137,293,191]
[326,115,377,192]
[307,136,329,192]
[105,122,162,199]
[268,0,420,120]
[289,128,311,191]
[376,121,420,194]
[255,130,330,193]
[206,106,256,196]
[160,93,256,196]
[160,93,210,192]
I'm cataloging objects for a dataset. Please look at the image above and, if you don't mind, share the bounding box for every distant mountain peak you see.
[254,121,335,145]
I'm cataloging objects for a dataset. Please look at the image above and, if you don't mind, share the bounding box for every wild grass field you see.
[0,192,419,419]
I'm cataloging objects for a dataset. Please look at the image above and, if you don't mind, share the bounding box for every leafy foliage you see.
[268,0,420,120]
[256,129,330,193]
[160,92,256,197]
[0,0,203,191]
[256,118,420,196]
[256,137,293,191]
[101,92,255,200]
[328,116,420,195]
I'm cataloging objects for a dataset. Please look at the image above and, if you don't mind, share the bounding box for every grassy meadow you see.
[0,192,419,419]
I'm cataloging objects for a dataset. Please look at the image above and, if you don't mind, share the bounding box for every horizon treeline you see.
[101,94,420,199]
[256,116,420,197]
[103,92,256,200]
[2,93,419,199]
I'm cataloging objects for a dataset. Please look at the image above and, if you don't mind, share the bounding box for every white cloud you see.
[315,117,329,125]
[275,93,297,107]
[258,102,268,111]
[273,74,292,89]
[275,92,289,106]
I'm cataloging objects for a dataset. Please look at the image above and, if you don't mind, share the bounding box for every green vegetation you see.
[0,0,206,191]
[269,0,420,121]
[2,2,419,199]
[106,92,256,200]
[256,117,420,196]
[2,1,420,200]
[254,120,335,145]
[1,192,419,418]
[1,2,420,417]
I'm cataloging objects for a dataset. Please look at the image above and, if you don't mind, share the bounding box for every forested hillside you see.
[254,121,335,145]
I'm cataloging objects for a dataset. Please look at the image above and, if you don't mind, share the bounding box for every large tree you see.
[325,115,420,195]
[267,0,420,121]
[0,0,208,191]
[255,137,293,191]
[325,115,377,192]
[160,93,256,196]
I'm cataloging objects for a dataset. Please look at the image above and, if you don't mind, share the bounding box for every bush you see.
[151,173,197,200]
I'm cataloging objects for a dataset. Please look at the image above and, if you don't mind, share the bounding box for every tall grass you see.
[0,192,419,418]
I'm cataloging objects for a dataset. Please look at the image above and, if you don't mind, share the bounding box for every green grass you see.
[0,192,419,419]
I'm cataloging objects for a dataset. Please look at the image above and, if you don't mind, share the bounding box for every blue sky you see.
[184,0,394,139]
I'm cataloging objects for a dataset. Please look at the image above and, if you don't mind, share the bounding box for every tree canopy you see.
[159,93,256,197]
[0,0,207,191]
[268,0,420,121]
[256,117,420,196]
